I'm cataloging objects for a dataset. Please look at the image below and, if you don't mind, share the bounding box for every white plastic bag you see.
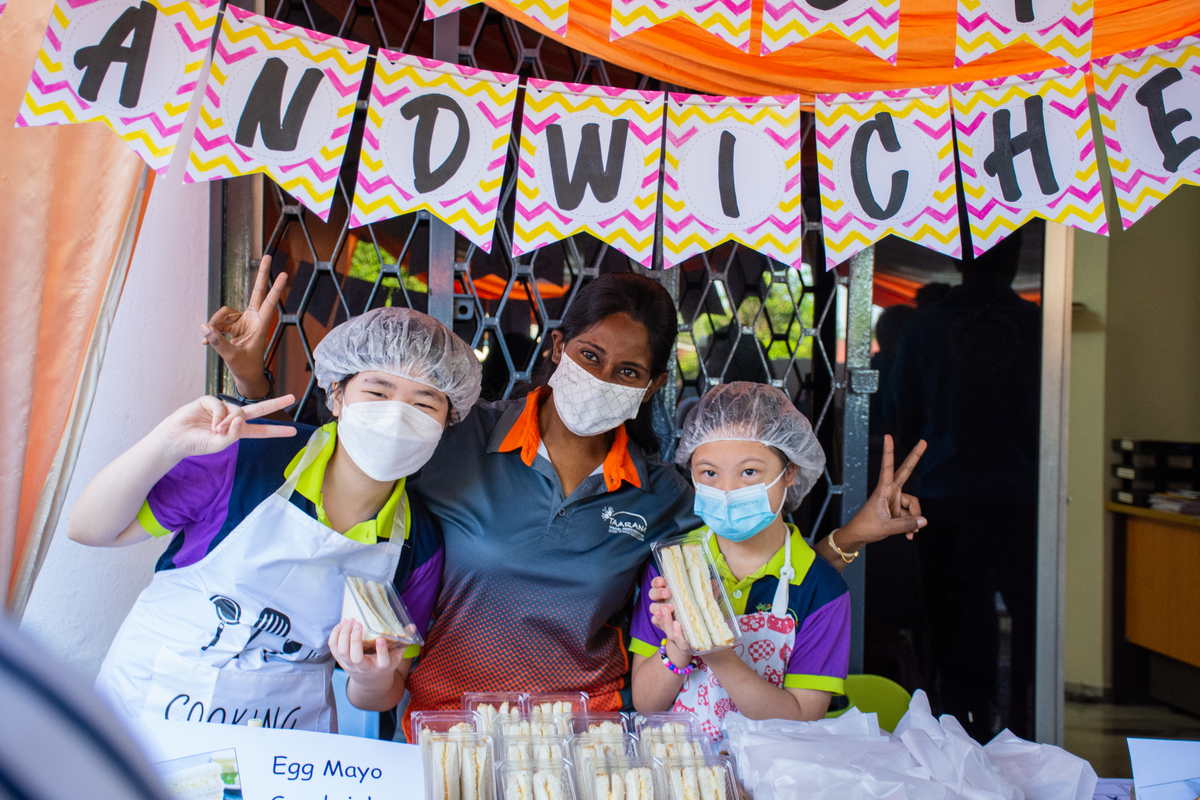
[983,729,1098,800]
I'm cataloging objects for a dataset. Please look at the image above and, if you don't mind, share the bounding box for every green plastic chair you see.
[825,674,912,733]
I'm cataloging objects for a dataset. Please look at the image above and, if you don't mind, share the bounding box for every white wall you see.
[19,176,209,684]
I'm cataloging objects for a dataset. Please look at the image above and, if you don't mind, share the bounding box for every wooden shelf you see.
[1105,501,1200,529]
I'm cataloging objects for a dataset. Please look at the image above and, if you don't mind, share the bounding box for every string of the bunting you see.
[15,0,1200,268]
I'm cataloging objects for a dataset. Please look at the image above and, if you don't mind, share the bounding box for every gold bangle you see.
[827,530,859,563]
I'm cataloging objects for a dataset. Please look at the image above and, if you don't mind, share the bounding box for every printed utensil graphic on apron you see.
[245,607,303,654]
[202,595,241,650]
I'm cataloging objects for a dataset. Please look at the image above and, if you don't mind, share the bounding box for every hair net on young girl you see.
[313,307,482,423]
[675,382,826,513]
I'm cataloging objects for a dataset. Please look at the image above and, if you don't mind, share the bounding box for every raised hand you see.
[841,435,927,547]
[201,254,286,399]
[155,394,296,461]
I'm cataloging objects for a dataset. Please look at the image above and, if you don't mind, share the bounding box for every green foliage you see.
[349,240,427,306]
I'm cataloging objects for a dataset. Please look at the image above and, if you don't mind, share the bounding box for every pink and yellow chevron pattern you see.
[0,2,8,21]
[663,93,802,269]
[513,0,569,37]
[424,0,483,20]
[816,87,960,271]
[350,53,518,251]
[183,7,367,221]
[761,0,898,62]
[952,67,1106,257]
[956,0,1092,67]
[18,0,218,173]
[514,80,664,266]
[610,0,751,54]
[1093,35,1200,230]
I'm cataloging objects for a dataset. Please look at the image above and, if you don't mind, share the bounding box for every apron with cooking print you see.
[95,428,403,733]
[671,533,796,742]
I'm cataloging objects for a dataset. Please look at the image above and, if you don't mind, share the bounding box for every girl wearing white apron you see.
[68,308,482,733]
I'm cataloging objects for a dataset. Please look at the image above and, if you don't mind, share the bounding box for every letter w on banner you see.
[184,7,368,221]
[514,80,664,266]
[663,94,802,269]
[350,53,519,252]
[1093,35,1200,231]
[952,66,1106,257]
[816,87,961,270]
[610,0,752,54]
[956,0,1092,67]
[17,0,219,173]
[761,0,899,62]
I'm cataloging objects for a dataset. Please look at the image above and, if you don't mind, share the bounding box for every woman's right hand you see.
[154,394,296,461]
[648,576,693,668]
[201,254,286,399]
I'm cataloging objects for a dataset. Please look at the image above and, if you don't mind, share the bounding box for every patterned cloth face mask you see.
[548,350,650,437]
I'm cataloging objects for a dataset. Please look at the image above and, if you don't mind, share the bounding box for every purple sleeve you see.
[629,561,665,651]
[787,592,851,679]
[145,446,238,568]
[399,546,443,639]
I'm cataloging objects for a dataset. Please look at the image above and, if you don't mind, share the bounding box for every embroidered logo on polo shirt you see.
[601,507,647,541]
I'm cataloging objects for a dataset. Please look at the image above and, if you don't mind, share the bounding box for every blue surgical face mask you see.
[693,468,787,542]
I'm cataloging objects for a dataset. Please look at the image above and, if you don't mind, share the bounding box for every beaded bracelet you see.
[659,639,693,676]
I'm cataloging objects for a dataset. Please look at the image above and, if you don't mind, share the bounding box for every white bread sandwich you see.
[342,576,417,652]
[681,545,735,648]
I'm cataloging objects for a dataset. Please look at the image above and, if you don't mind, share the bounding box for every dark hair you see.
[538,272,677,456]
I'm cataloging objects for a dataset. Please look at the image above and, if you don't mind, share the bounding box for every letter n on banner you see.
[610,0,752,54]
[663,94,802,269]
[183,7,368,221]
[350,53,518,252]
[761,0,898,62]
[956,0,1092,67]
[816,87,960,270]
[514,80,664,266]
[17,0,219,173]
[952,67,1106,257]
[1093,35,1200,230]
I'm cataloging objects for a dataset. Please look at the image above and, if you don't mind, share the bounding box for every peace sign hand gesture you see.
[201,254,286,399]
[155,394,297,462]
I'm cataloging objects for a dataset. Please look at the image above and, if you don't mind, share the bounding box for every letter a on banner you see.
[663,94,802,269]
[350,53,519,251]
[184,7,368,221]
[514,80,665,266]
[17,0,219,173]
[1093,35,1200,230]
[761,0,898,62]
[956,0,1092,67]
[610,0,752,54]
[816,87,961,270]
[952,67,1106,256]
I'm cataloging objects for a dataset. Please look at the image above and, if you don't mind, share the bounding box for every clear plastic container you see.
[497,758,577,800]
[527,692,589,736]
[412,711,480,744]
[465,693,529,733]
[422,729,496,800]
[581,757,665,800]
[495,716,562,738]
[497,734,569,765]
[658,757,736,800]
[562,713,631,737]
[341,570,424,651]
[636,728,711,761]
[567,732,637,771]
[629,714,699,741]
[649,534,740,655]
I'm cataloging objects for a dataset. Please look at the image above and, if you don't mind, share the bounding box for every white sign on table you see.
[1128,738,1200,800]
[133,719,423,800]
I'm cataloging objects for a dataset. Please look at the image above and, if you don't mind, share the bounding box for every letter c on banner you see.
[400,93,471,193]
[849,111,909,221]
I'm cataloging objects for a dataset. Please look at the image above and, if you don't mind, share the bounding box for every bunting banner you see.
[512,0,570,37]
[1093,35,1200,230]
[514,80,665,266]
[610,0,752,54]
[816,86,960,270]
[663,93,802,269]
[350,53,519,251]
[424,0,484,20]
[17,0,219,173]
[955,0,1092,68]
[761,0,899,62]
[952,67,1106,257]
[183,7,368,220]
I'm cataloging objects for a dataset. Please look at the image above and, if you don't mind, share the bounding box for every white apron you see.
[95,429,403,733]
[671,533,797,742]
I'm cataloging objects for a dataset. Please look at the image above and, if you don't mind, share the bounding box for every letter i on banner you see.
[1093,35,1200,230]
[952,67,1106,257]
[816,87,961,270]
[956,0,1092,67]
[761,0,898,62]
[663,94,802,269]
[350,53,519,251]
[17,0,219,173]
[184,8,368,221]
[610,0,752,54]
[514,80,665,266]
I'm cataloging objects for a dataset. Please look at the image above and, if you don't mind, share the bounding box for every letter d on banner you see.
[18,0,219,173]
[184,7,368,221]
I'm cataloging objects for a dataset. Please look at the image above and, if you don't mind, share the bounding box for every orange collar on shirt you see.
[498,388,641,492]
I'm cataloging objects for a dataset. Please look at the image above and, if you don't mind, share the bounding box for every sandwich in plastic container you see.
[568,731,638,771]
[630,714,700,742]
[637,729,711,761]
[423,729,495,800]
[649,534,740,655]
[341,570,423,652]
[657,756,735,800]
[465,693,528,734]
[497,734,569,765]
[498,758,577,800]
[582,756,665,800]
[412,711,480,743]
[527,692,589,736]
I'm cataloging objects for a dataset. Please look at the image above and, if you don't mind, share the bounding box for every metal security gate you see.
[208,0,876,669]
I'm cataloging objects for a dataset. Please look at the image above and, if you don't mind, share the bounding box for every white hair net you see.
[675,382,825,513]
[314,307,482,424]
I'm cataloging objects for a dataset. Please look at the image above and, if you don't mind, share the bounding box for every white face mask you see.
[336,399,444,482]
[548,350,650,437]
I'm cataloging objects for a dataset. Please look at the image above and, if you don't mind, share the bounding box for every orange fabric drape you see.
[0,0,151,610]
[485,0,1200,100]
